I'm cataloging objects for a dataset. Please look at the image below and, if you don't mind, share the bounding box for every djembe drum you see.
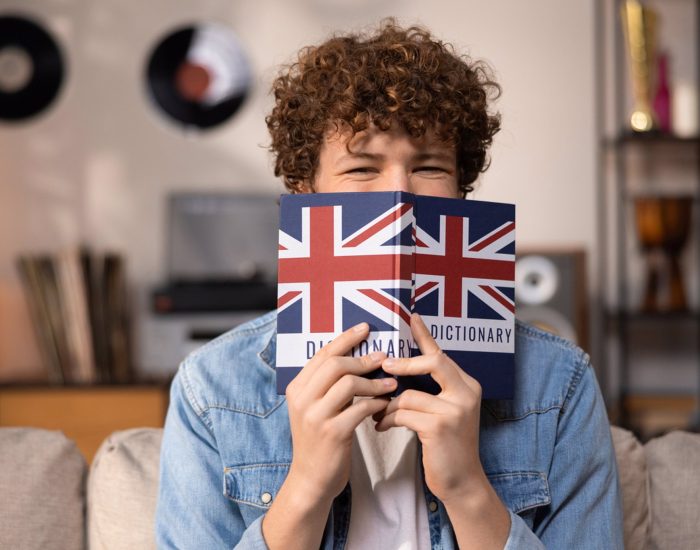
[634,197,693,312]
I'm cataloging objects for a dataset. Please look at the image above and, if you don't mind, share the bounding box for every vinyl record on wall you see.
[145,23,251,131]
[0,14,65,121]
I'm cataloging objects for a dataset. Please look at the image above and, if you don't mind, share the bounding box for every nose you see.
[384,166,414,193]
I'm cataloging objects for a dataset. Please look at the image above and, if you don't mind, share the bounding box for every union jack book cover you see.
[276,192,515,399]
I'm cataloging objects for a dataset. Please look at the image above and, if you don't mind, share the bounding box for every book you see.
[104,253,132,383]
[56,248,96,384]
[276,192,515,399]
[15,249,133,385]
[16,256,64,384]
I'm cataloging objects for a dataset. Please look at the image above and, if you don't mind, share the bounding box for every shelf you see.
[0,384,171,462]
[0,378,172,390]
[605,309,700,322]
[597,0,700,433]
[603,132,700,148]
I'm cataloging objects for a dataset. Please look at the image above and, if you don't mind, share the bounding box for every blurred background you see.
[0,0,697,459]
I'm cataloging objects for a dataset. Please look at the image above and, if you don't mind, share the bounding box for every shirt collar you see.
[257,325,277,370]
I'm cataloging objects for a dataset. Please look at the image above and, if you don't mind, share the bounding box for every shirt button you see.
[429,500,438,513]
[261,492,273,504]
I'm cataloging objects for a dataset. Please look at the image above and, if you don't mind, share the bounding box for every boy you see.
[156,20,623,549]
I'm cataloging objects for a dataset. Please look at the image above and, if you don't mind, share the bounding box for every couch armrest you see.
[611,425,651,550]
[0,427,87,550]
[645,430,700,549]
[88,427,163,550]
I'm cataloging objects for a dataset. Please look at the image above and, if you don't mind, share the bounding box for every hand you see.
[285,322,396,504]
[373,313,486,504]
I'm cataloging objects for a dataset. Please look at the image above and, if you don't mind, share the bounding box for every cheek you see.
[413,179,460,199]
[313,178,370,193]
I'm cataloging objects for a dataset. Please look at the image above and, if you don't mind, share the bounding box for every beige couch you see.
[1,426,699,549]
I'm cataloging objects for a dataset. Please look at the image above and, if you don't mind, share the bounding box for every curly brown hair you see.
[266,19,501,197]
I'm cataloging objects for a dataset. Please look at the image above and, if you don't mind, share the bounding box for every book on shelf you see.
[104,253,132,383]
[57,248,96,384]
[17,256,64,384]
[15,248,133,385]
[276,192,516,399]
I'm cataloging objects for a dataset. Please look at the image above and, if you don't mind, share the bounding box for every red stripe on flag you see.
[277,290,301,308]
[469,222,515,252]
[344,203,412,247]
[415,281,438,299]
[479,285,514,313]
[358,289,411,326]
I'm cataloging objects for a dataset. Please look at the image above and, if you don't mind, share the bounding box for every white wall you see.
[0,0,598,379]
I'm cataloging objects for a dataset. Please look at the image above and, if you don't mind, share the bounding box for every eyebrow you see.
[338,152,384,161]
[336,151,454,163]
[413,152,454,162]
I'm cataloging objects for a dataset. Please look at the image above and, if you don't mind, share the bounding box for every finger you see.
[292,322,370,387]
[411,313,441,355]
[455,366,483,396]
[410,314,482,396]
[334,396,392,433]
[382,389,451,417]
[375,408,432,433]
[301,352,387,401]
[319,375,397,416]
[382,353,462,392]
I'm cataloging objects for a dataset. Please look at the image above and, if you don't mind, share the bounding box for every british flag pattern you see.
[414,197,515,323]
[276,192,416,393]
[276,192,516,398]
[411,195,515,398]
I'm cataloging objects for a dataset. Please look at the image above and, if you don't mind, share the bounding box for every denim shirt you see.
[155,311,623,549]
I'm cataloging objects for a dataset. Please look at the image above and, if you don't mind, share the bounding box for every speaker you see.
[515,249,588,351]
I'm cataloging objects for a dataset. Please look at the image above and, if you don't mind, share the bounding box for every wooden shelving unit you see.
[597,0,700,437]
[0,382,171,463]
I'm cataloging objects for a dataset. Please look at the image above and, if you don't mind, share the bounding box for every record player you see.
[152,192,278,313]
[140,193,278,376]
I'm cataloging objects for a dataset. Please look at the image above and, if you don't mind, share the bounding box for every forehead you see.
[322,123,455,155]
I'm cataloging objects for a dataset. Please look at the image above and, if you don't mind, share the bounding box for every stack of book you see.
[16,248,132,385]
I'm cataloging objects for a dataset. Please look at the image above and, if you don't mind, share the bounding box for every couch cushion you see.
[87,427,163,550]
[611,425,650,550]
[0,427,86,550]
[645,430,700,550]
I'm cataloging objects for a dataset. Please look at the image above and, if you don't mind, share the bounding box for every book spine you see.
[57,248,96,384]
[105,253,132,383]
[399,192,415,359]
[37,256,72,383]
[82,250,109,383]
[16,256,63,384]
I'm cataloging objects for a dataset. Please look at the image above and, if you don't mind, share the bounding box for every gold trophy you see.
[620,0,658,132]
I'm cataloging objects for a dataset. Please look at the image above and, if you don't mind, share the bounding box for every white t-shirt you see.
[345,410,431,550]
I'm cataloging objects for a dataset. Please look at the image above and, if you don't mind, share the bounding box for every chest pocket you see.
[487,471,551,529]
[224,463,291,526]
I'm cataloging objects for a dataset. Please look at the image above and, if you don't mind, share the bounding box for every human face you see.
[307,125,460,198]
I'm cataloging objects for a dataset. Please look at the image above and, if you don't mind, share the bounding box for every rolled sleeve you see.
[503,510,545,550]
[234,515,269,550]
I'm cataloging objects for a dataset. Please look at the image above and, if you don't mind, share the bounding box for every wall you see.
[0,0,598,380]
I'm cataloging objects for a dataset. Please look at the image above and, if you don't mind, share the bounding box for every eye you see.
[414,166,446,173]
[346,167,377,174]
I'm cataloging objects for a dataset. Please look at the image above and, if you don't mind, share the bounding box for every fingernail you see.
[383,358,397,368]
[353,322,369,333]
[369,351,384,362]
[382,377,396,387]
